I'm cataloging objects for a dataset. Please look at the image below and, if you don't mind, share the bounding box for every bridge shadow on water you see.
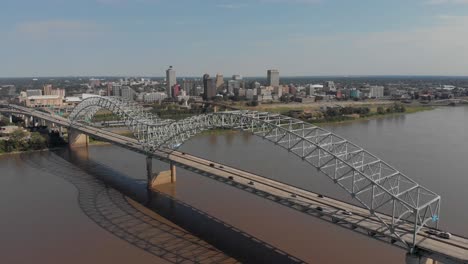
[20,149,305,264]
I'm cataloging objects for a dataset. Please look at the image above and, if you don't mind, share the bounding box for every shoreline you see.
[196,105,436,135]
[0,141,112,156]
[0,147,65,156]
[313,106,435,126]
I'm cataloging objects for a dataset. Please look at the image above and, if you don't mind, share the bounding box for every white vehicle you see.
[438,232,452,239]
[341,210,353,216]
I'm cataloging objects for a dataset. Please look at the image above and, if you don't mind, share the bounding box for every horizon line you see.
[1,74,468,79]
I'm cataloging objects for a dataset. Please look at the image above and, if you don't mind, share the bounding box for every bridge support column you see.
[9,114,13,124]
[213,105,218,113]
[68,128,89,148]
[23,115,29,127]
[146,156,153,191]
[170,162,177,183]
[405,253,437,264]
[147,160,177,190]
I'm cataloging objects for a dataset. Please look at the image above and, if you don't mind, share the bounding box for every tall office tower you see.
[51,88,66,98]
[172,84,181,98]
[183,80,193,95]
[203,74,216,100]
[166,66,176,98]
[324,81,337,92]
[232,75,242,80]
[121,86,136,101]
[112,84,122,97]
[43,84,53,95]
[215,73,224,91]
[267,69,280,88]
[107,83,112,96]
[369,86,384,98]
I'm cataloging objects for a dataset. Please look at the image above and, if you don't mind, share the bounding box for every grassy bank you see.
[313,105,434,125]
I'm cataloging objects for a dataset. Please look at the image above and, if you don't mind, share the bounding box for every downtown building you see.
[369,86,384,98]
[121,86,136,101]
[203,74,217,100]
[267,69,280,88]
[215,74,224,92]
[166,66,176,98]
[143,92,167,103]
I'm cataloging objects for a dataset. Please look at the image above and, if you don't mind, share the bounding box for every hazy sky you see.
[1,0,468,77]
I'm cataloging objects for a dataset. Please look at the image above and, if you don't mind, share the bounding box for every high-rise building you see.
[324,81,337,92]
[43,84,53,96]
[107,83,112,96]
[166,66,176,98]
[121,86,136,101]
[112,84,122,97]
[26,89,42,97]
[203,74,216,100]
[232,75,242,80]
[172,84,181,98]
[369,86,384,98]
[228,80,241,95]
[251,81,261,90]
[183,79,193,95]
[267,69,280,88]
[215,74,224,91]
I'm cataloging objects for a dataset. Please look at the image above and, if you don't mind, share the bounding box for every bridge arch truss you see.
[68,98,441,250]
[69,96,172,144]
[147,110,441,249]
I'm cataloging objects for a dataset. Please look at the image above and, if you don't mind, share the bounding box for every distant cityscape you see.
[0,67,468,111]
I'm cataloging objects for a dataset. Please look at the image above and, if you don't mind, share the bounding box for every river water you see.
[0,106,467,263]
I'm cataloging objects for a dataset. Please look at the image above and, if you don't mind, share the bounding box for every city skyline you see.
[2,0,468,77]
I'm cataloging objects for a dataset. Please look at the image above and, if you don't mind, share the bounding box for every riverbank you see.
[0,147,64,156]
[194,105,435,135]
[313,105,434,125]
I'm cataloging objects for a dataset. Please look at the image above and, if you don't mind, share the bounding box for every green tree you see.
[377,106,385,115]
[326,108,339,117]
[30,132,47,150]
[9,128,27,142]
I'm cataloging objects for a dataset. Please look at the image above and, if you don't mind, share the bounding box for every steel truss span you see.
[69,98,441,250]
[69,96,172,142]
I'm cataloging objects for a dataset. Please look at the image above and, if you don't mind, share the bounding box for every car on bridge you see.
[341,210,353,216]
[425,229,439,236]
[439,232,452,239]
[424,229,452,239]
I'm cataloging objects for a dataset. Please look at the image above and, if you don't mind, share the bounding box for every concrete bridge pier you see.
[23,115,28,127]
[146,156,153,191]
[146,157,177,191]
[405,253,437,264]
[68,128,89,148]
[24,116,31,127]
[9,114,13,123]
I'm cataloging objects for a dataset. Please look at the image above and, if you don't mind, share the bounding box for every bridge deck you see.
[2,105,468,264]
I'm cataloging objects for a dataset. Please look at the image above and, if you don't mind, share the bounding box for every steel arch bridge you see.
[69,96,441,250]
